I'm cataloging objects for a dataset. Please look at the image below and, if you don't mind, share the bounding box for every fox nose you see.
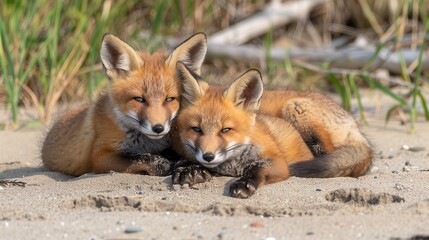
[202,152,215,162]
[152,124,164,134]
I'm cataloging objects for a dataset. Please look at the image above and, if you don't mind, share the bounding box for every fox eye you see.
[192,127,202,133]
[221,128,231,133]
[165,97,175,103]
[134,97,145,103]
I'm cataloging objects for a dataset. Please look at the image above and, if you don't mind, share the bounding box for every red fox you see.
[41,33,207,176]
[173,63,373,198]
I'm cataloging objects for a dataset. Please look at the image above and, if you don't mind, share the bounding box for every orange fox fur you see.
[173,63,372,198]
[41,33,207,176]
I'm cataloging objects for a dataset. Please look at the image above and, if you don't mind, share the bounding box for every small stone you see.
[173,226,179,230]
[116,220,124,225]
[370,166,379,173]
[405,161,411,166]
[306,231,314,235]
[403,166,411,172]
[402,145,410,150]
[392,170,399,174]
[373,176,378,179]
[315,188,323,192]
[161,196,167,200]
[124,226,143,234]
[388,155,394,159]
[0,186,3,191]
[250,221,264,228]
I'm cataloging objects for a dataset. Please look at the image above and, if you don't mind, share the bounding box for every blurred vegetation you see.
[0,0,429,132]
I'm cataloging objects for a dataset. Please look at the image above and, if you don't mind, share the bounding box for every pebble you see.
[403,166,411,172]
[405,161,411,166]
[0,186,3,191]
[315,188,323,192]
[250,221,264,228]
[124,226,143,234]
[306,231,315,235]
[116,220,124,225]
[392,170,399,174]
[370,166,379,173]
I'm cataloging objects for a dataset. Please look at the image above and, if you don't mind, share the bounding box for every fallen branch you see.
[206,43,429,75]
[292,60,429,94]
[208,0,326,45]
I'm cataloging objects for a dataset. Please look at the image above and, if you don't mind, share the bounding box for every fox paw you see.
[229,178,257,199]
[172,165,212,186]
[147,157,173,176]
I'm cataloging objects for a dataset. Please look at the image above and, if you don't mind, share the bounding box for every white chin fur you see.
[138,126,168,139]
[200,162,222,168]
[196,152,226,168]
[144,134,166,140]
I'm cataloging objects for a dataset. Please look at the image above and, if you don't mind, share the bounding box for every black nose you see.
[202,152,215,162]
[152,124,164,134]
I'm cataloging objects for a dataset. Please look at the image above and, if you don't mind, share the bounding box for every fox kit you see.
[173,63,372,198]
[41,33,207,176]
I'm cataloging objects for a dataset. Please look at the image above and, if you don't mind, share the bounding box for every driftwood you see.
[209,0,326,45]
[206,43,429,75]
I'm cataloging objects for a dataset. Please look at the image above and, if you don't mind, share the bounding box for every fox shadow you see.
[1,165,74,182]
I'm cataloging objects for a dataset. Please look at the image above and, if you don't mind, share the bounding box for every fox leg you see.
[229,158,289,198]
[91,152,172,176]
[281,99,335,156]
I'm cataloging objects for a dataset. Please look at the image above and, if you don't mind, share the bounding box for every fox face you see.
[176,63,263,168]
[100,33,207,139]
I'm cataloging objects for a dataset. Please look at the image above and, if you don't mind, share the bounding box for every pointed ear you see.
[176,61,205,108]
[100,33,142,79]
[166,33,207,75]
[224,69,263,112]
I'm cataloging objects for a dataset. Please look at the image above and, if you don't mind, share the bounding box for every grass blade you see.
[417,91,429,120]
[349,74,367,124]
[361,75,407,106]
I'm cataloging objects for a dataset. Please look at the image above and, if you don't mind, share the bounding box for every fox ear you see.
[224,69,263,112]
[166,33,207,75]
[176,61,205,108]
[100,33,142,79]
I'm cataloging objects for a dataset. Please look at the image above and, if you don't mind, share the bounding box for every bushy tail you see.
[289,142,373,178]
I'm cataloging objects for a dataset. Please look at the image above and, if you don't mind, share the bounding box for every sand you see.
[1,116,429,240]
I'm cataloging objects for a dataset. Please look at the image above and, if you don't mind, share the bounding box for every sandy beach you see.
[1,114,429,239]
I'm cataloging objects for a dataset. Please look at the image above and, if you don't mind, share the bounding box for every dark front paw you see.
[172,164,212,186]
[130,154,173,176]
[229,178,257,199]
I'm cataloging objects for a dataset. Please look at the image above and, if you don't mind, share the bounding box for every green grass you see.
[0,0,428,131]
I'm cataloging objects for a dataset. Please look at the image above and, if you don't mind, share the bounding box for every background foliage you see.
[0,0,428,132]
